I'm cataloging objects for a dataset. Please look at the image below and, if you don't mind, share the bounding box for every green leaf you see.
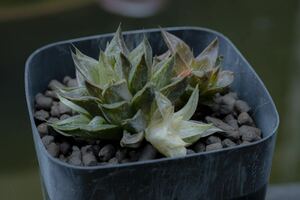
[84,80,103,100]
[131,83,155,115]
[84,117,122,139]
[102,79,132,103]
[58,86,89,98]
[97,51,118,87]
[71,49,99,86]
[193,38,219,71]
[128,54,149,94]
[160,76,188,103]
[151,55,175,89]
[50,115,122,139]
[201,70,234,96]
[216,70,234,88]
[57,93,91,117]
[120,130,144,148]
[122,110,147,133]
[190,70,210,92]
[100,101,132,124]
[161,30,193,72]
[58,90,102,117]
[50,114,90,132]
[129,35,153,71]
[209,67,221,87]
[176,121,221,144]
[152,91,174,122]
[105,25,129,56]
[174,85,199,120]
[145,120,187,158]
[115,52,131,80]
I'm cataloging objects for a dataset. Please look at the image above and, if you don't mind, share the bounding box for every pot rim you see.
[25,26,280,170]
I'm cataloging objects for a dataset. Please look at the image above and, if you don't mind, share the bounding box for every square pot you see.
[25,27,279,200]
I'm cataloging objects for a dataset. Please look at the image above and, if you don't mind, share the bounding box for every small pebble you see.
[48,80,64,91]
[68,146,82,166]
[37,123,48,136]
[223,114,239,129]
[59,142,71,155]
[206,116,240,140]
[206,143,223,151]
[50,104,60,117]
[138,144,158,161]
[187,149,195,155]
[92,145,101,156]
[205,136,221,145]
[34,110,49,121]
[108,157,118,165]
[193,141,206,152]
[48,117,59,123]
[60,114,70,120]
[237,112,254,126]
[41,135,54,146]
[115,149,128,162]
[59,154,67,162]
[45,90,58,99]
[239,125,261,142]
[98,144,116,162]
[81,145,97,166]
[35,93,53,110]
[47,142,60,157]
[222,139,237,148]
[219,94,236,114]
[235,100,251,113]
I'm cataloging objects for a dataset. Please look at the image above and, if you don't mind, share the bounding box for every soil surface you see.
[34,76,262,166]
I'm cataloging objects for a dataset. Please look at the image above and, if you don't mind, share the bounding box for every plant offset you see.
[34,27,262,166]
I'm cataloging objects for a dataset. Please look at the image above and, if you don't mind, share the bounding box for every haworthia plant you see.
[161,30,234,100]
[49,26,228,158]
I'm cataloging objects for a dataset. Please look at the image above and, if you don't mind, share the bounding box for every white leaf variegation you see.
[145,86,221,157]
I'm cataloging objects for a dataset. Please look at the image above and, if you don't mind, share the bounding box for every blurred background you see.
[0,0,299,199]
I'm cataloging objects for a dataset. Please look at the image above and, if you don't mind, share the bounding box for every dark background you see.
[1,0,299,199]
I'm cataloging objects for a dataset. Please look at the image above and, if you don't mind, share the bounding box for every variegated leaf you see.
[128,54,149,94]
[120,130,144,148]
[102,79,132,103]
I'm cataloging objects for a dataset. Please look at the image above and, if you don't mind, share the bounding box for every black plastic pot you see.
[25,27,279,200]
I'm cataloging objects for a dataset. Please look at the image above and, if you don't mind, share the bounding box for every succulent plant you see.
[161,30,234,100]
[49,26,223,157]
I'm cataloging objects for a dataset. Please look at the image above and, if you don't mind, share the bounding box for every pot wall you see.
[25,27,279,200]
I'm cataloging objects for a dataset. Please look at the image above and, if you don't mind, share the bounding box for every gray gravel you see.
[68,146,82,166]
[237,112,254,126]
[35,93,53,110]
[98,144,116,162]
[41,135,54,146]
[48,80,64,91]
[138,144,158,161]
[193,141,206,152]
[205,136,221,145]
[222,139,237,148]
[240,125,261,142]
[34,110,49,121]
[234,100,251,113]
[37,123,48,136]
[81,145,97,166]
[47,143,60,157]
[206,143,223,151]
